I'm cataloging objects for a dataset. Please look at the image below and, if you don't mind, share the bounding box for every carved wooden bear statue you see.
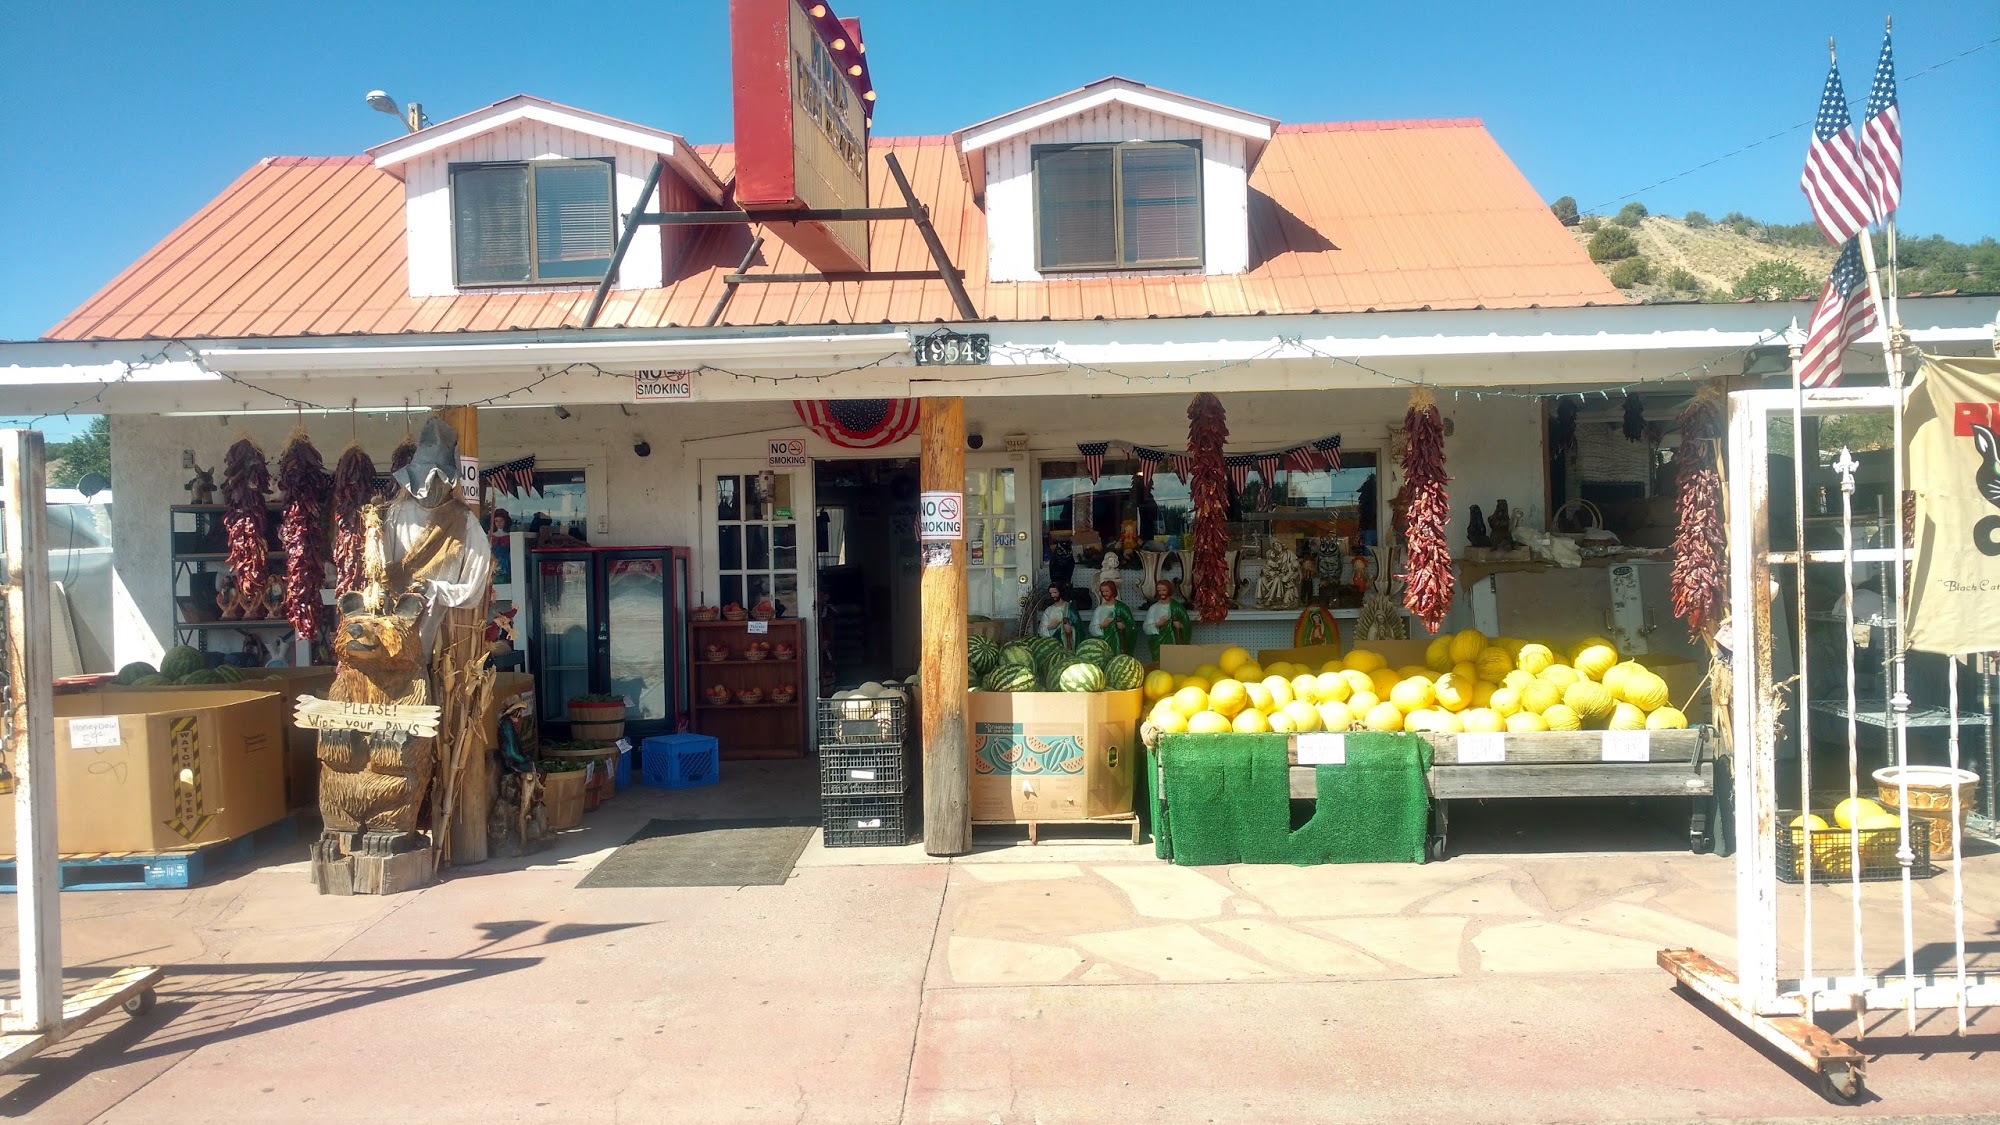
[315,590,433,855]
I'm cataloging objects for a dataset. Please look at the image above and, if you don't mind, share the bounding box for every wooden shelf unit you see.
[691,619,806,759]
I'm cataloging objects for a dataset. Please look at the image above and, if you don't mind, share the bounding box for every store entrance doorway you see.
[813,458,921,692]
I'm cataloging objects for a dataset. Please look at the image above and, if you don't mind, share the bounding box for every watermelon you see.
[985,665,1038,692]
[1027,635,1062,659]
[1103,654,1145,691]
[115,661,157,685]
[1058,662,1105,693]
[1073,638,1113,667]
[968,634,1001,677]
[178,669,226,685]
[1000,643,1037,671]
[1036,647,1070,688]
[213,664,246,683]
[133,673,172,687]
[160,644,206,679]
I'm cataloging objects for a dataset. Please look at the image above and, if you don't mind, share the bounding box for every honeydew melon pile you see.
[967,633,1145,694]
[1144,632,1692,737]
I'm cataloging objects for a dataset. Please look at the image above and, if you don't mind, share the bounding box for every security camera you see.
[633,440,652,458]
[967,433,984,450]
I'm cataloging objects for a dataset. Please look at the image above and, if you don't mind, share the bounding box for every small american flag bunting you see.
[1076,441,1109,484]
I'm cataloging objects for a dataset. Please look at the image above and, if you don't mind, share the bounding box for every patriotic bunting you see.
[1224,453,1255,497]
[1312,434,1344,471]
[1076,441,1110,484]
[1170,452,1193,484]
[794,399,921,449]
[480,455,538,497]
[1254,453,1283,487]
[1069,434,1345,486]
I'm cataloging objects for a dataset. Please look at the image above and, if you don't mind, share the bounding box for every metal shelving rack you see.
[168,504,300,656]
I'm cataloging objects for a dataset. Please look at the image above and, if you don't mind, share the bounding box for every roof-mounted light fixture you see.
[365,89,427,134]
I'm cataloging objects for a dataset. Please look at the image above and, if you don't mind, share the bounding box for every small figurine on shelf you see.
[1256,537,1303,610]
[1488,499,1517,552]
[1090,579,1139,658]
[1466,504,1491,550]
[1143,578,1192,664]
[185,464,217,506]
[1097,547,1122,591]
[1036,581,1082,650]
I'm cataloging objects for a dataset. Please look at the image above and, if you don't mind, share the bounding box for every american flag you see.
[1254,453,1283,486]
[793,399,920,449]
[1799,59,1872,245]
[1799,238,1880,389]
[1169,452,1192,484]
[1312,434,1343,471]
[1076,441,1109,483]
[1225,453,1255,497]
[1283,444,1318,474]
[1859,29,1901,221]
[480,455,537,497]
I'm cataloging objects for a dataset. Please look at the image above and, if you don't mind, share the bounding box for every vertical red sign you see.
[730,0,874,273]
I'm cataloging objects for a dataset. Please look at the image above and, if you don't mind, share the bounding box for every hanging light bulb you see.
[848,64,863,77]
[856,41,865,53]
[863,89,876,102]
[809,4,826,16]
[830,36,846,50]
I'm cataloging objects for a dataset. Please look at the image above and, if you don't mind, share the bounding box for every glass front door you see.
[533,556,592,724]
[965,459,1029,636]
[605,555,669,723]
[708,468,803,618]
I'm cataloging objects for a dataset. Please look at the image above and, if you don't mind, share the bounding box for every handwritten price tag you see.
[1296,733,1346,765]
[1456,732,1506,764]
[1601,730,1652,762]
[67,716,122,749]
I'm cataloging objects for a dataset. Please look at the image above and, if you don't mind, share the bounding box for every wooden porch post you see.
[3,430,62,1030]
[920,397,971,855]
[436,406,492,865]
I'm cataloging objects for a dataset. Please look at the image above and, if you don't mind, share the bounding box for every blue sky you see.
[2,0,1995,435]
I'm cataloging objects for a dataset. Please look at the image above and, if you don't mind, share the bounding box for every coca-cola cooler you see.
[528,546,692,740]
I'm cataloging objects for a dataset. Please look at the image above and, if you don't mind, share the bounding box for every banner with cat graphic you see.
[1907,355,2000,654]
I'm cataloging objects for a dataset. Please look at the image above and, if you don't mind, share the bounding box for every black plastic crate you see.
[1775,812,1935,883]
[822,792,909,848]
[817,694,908,747]
[820,743,906,796]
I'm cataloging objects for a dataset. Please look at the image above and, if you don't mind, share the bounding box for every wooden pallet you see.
[0,813,302,892]
[973,812,1143,845]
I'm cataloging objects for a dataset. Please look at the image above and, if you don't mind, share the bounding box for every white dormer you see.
[954,78,1276,283]
[370,95,727,299]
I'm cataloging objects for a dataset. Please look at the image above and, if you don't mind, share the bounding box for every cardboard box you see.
[968,689,1143,823]
[1638,654,1713,723]
[1256,645,1344,671]
[0,689,288,855]
[1158,645,1232,675]
[106,667,335,809]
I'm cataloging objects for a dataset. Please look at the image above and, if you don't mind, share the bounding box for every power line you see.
[1584,34,2000,214]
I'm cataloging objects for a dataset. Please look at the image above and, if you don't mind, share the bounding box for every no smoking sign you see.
[918,491,963,542]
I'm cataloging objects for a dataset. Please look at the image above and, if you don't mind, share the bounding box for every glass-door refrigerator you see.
[528,546,692,741]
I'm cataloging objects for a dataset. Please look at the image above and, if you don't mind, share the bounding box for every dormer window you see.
[1034,140,1203,271]
[450,158,615,286]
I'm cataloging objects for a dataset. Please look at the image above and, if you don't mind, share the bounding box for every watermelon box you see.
[967,688,1144,823]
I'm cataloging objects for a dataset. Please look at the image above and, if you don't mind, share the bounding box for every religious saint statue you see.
[1097,547,1123,592]
[1090,579,1138,658]
[1037,581,1083,650]
[1143,578,1192,664]
[1256,537,1303,610]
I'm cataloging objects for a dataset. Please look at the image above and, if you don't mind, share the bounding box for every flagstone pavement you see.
[3,765,1997,1124]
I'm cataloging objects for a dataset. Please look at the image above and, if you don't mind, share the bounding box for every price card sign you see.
[633,369,692,402]
[1296,733,1346,765]
[919,491,964,541]
[1456,732,1506,764]
[66,716,122,749]
[746,620,770,635]
[1601,730,1652,762]
[766,437,807,467]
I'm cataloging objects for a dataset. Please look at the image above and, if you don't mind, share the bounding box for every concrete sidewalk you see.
[3,765,1997,1124]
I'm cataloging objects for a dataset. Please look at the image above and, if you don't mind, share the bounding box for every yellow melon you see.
[1539,664,1580,690]
[1233,662,1265,684]
[1448,628,1488,665]
[1403,709,1443,733]
[1291,674,1321,705]
[1268,708,1299,733]
[1263,676,1296,709]
[1474,646,1515,682]
[1568,636,1615,662]
[1502,669,1537,692]
[1573,643,1619,682]
[1460,707,1506,733]
[1150,707,1189,735]
[1283,701,1323,732]
[1364,702,1406,732]
[1607,702,1647,731]
[1515,643,1556,676]
[1542,704,1582,731]
[1186,710,1232,734]
[1315,671,1351,703]
[1470,681,1498,709]
[1601,660,1640,700]
[1496,636,1529,658]
[1645,706,1688,730]
[1370,668,1402,698]
[1170,686,1210,718]
[1231,708,1270,734]
[1340,669,1377,698]
[1317,700,1356,731]
[1564,680,1616,725]
[1506,711,1550,734]
[1218,646,1253,675]
[1143,669,1176,701]
[1208,679,1249,718]
[1320,659,1345,674]
[1401,665,1440,682]
[1834,797,1887,828]
[1194,663,1226,684]
[1433,672,1474,712]
[1390,676,1437,713]
[1244,682,1275,714]
[1343,649,1387,674]
[1347,690,1380,714]
[1425,635,1456,673]
[1178,675,1211,694]
[1449,661,1479,684]
[1623,671,1670,713]
[1519,680,1563,715]
[1488,686,1523,718]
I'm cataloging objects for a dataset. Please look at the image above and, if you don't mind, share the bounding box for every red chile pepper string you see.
[1669,389,1727,639]
[1187,392,1232,624]
[277,430,333,640]
[332,444,376,597]
[222,438,272,612]
[1399,391,1454,633]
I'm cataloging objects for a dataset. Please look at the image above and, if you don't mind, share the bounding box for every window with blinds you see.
[1033,141,1202,272]
[450,159,615,286]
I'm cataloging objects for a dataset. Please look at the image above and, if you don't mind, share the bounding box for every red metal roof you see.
[46,121,1620,341]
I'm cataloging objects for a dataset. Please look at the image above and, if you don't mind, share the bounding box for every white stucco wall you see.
[108,389,1536,660]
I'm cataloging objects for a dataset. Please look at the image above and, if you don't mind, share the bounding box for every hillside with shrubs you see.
[1548,197,2000,304]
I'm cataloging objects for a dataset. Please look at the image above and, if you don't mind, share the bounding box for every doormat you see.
[578,818,817,889]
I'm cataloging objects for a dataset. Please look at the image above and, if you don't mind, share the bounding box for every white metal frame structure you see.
[1662,383,1995,1102]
